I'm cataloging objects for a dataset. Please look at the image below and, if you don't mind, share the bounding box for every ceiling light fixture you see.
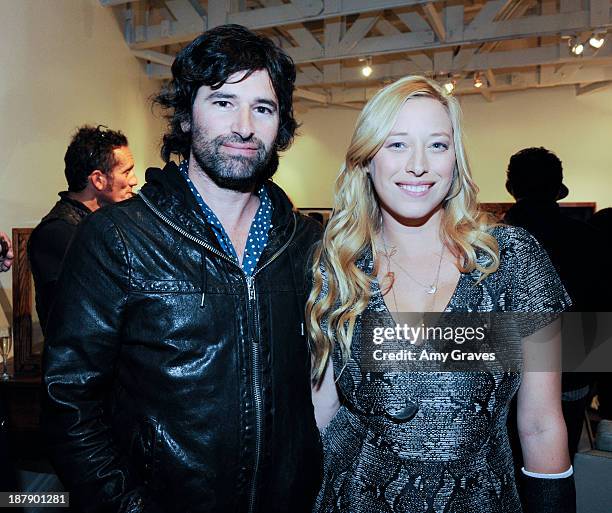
[589,33,605,49]
[569,37,584,55]
[473,73,484,88]
[361,57,373,77]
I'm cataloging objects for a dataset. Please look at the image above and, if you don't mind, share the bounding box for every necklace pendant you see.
[427,285,437,294]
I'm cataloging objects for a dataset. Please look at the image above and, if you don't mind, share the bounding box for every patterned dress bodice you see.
[314,226,570,513]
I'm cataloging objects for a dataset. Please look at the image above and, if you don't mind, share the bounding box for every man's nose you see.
[231,106,255,140]
[129,172,138,187]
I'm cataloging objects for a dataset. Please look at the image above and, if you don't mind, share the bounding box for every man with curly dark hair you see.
[28,125,136,334]
[42,25,322,513]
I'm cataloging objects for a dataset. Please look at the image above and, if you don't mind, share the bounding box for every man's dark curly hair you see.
[154,24,297,163]
[64,125,128,192]
[506,146,563,200]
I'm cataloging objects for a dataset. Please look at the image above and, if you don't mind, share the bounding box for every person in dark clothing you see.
[503,146,601,462]
[42,25,322,513]
[28,125,137,334]
[589,208,612,421]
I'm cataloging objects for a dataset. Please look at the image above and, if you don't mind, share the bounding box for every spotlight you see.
[443,79,455,94]
[473,73,484,88]
[589,34,605,49]
[569,38,584,55]
[361,57,373,77]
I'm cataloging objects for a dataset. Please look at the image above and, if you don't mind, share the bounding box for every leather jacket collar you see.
[139,162,297,259]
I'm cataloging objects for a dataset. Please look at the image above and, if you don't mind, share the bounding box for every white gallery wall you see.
[0,0,165,327]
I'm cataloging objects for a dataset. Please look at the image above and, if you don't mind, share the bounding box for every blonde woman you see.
[307,76,575,513]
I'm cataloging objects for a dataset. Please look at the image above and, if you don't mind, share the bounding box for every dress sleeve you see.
[505,226,572,338]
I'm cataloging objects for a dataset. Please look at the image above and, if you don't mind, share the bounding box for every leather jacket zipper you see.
[245,220,297,513]
[139,192,297,513]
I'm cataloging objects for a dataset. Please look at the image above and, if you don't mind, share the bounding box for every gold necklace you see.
[381,231,445,296]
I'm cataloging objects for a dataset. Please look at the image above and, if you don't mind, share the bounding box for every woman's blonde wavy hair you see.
[306,75,500,382]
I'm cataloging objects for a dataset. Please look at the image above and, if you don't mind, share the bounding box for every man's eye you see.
[214,101,231,108]
[255,106,273,114]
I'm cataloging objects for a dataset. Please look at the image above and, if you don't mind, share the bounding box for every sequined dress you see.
[314,226,570,513]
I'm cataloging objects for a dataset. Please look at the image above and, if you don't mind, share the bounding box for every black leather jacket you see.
[28,192,91,333]
[42,163,323,513]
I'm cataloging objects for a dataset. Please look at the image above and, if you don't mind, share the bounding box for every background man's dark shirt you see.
[504,199,602,314]
[28,192,91,334]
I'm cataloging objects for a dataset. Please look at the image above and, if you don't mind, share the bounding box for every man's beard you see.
[191,128,278,193]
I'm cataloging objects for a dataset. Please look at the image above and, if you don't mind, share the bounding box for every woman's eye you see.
[431,142,449,150]
[388,142,405,149]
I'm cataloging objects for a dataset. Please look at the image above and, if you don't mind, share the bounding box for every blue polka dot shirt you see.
[178,160,273,276]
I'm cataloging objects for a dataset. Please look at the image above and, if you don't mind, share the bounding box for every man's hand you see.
[0,231,14,272]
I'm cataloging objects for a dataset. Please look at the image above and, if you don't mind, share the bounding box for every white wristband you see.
[521,465,573,479]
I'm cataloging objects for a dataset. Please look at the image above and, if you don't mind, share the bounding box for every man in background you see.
[28,125,137,333]
[504,146,601,462]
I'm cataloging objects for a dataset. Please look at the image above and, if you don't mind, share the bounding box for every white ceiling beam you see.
[323,62,342,83]
[133,50,175,66]
[230,0,441,31]
[422,2,446,41]
[128,0,612,53]
[397,12,431,33]
[324,19,342,50]
[129,0,443,49]
[99,0,133,5]
[479,0,535,53]
[291,5,612,63]
[375,19,401,36]
[462,7,596,42]
[295,88,329,103]
[485,69,497,87]
[480,87,495,102]
[575,80,612,95]
[207,0,231,28]
[297,65,612,104]
[287,26,323,52]
[336,14,379,54]
[131,0,204,49]
[298,64,324,84]
[294,43,612,86]
[590,0,611,27]
[560,0,581,13]
[332,66,612,99]
[444,5,464,41]
[409,53,433,72]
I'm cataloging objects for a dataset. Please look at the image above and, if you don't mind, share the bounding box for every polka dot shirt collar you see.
[178,159,273,276]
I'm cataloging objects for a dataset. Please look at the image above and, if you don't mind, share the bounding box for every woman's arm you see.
[312,357,340,430]
[517,318,575,513]
[517,318,570,473]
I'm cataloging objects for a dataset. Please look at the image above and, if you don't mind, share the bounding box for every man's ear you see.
[505,179,513,197]
[89,170,108,192]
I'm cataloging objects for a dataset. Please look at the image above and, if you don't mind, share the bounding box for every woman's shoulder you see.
[488,224,541,258]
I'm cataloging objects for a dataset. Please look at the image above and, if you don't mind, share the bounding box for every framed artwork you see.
[298,208,333,227]
[12,228,41,375]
